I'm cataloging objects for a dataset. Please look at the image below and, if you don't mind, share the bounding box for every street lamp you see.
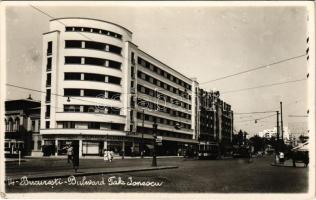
[152,119,158,167]
[141,109,145,158]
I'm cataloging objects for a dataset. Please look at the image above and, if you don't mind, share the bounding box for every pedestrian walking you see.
[279,152,285,164]
[67,145,73,163]
[104,149,109,163]
[109,150,114,162]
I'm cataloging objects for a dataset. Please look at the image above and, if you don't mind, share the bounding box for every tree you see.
[249,135,265,152]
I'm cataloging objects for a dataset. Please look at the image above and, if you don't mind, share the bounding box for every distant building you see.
[4,97,42,156]
[198,89,234,151]
[258,127,290,140]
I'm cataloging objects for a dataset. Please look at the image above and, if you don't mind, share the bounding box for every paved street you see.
[5,155,308,193]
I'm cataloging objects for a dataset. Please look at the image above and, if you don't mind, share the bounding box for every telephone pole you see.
[280,102,284,141]
[276,111,280,154]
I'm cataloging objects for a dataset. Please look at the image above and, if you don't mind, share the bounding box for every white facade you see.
[40,18,199,157]
[258,127,290,140]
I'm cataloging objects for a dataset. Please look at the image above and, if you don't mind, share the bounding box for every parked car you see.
[291,149,309,167]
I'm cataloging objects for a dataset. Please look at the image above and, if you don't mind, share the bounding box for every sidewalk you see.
[24,155,184,160]
[5,165,178,182]
[5,157,180,182]
[270,159,307,168]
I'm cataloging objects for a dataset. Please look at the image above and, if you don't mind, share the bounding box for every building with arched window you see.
[5,98,41,157]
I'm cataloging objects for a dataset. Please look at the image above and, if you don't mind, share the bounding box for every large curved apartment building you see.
[40,18,200,156]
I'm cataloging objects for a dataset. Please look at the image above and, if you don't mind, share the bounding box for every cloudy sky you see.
[5,2,310,135]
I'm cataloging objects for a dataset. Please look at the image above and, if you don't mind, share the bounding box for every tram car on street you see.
[198,143,220,159]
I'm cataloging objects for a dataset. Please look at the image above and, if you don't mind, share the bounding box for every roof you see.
[5,99,41,112]
[50,17,133,34]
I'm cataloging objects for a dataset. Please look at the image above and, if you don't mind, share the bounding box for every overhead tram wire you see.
[234,111,277,115]
[6,83,118,106]
[221,78,307,94]
[200,53,307,85]
[234,113,277,123]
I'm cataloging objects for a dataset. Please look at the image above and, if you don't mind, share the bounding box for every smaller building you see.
[4,97,42,157]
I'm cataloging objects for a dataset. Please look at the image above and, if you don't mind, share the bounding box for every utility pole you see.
[280,102,284,141]
[276,111,280,154]
[141,109,145,158]
[152,120,158,167]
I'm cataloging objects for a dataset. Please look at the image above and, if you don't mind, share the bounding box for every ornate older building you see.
[5,97,41,157]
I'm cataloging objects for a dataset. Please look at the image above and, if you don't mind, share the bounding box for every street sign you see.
[156,136,162,143]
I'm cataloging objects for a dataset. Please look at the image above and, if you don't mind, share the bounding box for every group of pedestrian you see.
[104,149,114,163]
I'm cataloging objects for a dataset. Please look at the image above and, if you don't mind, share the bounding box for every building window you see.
[47,41,52,55]
[45,105,50,118]
[65,56,81,64]
[65,40,82,48]
[108,76,121,85]
[37,141,42,150]
[46,89,51,102]
[5,119,8,132]
[31,120,36,132]
[64,89,81,96]
[64,105,80,112]
[46,73,51,87]
[84,73,105,82]
[85,41,106,51]
[15,118,20,131]
[47,57,52,71]
[108,91,121,100]
[8,118,13,132]
[88,122,100,129]
[65,73,81,80]
[84,89,104,97]
[45,121,50,129]
[108,107,120,115]
[111,123,124,131]
[63,121,75,129]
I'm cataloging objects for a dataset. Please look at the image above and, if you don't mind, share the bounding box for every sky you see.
[5,3,309,136]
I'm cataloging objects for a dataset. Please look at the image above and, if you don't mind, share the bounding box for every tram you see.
[198,142,220,159]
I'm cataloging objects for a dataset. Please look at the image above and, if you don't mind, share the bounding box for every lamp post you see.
[141,109,145,158]
[152,120,158,167]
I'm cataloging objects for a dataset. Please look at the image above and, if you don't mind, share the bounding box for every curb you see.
[6,166,178,182]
